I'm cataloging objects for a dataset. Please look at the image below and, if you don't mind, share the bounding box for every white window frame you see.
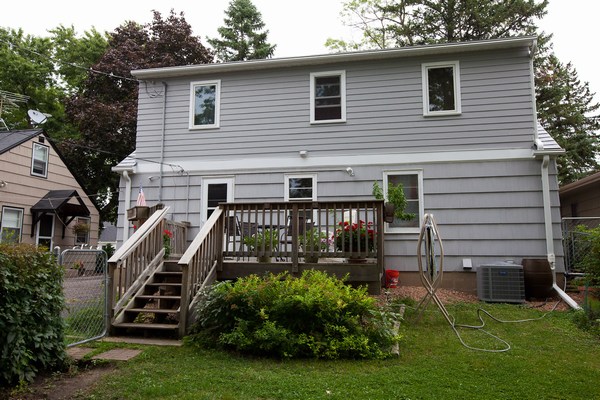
[189,80,221,130]
[310,71,346,124]
[1,207,24,243]
[201,176,234,226]
[284,173,317,201]
[74,216,91,244]
[31,142,49,178]
[421,61,461,117]
[382,170,424,234]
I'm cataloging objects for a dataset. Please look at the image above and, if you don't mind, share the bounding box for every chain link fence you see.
[60,248,109,347]
[562,217,600,275]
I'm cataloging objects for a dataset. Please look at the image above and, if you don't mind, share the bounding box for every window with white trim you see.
[422,61,461,116]
[285,174,317,201]
[74,217,91,244]
[190,80,221,129]
[310,71,346,123]
[1,207,23,243]
[383,171,423,233]
[31,142,49,177]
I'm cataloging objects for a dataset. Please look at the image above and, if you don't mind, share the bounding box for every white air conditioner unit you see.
[477,262,525,303]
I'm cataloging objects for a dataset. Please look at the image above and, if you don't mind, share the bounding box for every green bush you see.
[575,225,600,286]
[189,270,401,359]
[0,244,67,386]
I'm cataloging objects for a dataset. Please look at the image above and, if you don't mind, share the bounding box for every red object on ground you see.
[385,269,400,288]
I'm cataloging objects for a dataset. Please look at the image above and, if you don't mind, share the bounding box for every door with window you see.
[201,177,234,225]
[37,213,55,249]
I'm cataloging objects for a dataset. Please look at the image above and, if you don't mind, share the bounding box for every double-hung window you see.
[285,174,317,201]
[190,80,221,129]
[31,142,49,178]
[74,217,90,244]
[383,171,423,233]
[422,61,461,116]
[1,207,23,243]
[310,71,346,123]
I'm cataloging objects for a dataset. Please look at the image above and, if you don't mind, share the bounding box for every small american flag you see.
[136,186,147,206]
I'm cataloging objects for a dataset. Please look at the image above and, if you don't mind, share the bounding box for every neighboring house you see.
[113,36,564,291]
[0,129,100,249]
[559,171,600,218]
[98,221,117,249]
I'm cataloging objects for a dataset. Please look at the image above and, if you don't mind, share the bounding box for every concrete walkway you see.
[67,337,182,361]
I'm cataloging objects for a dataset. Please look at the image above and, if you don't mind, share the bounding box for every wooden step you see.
[137,295,181,301]
[146,282,182,288]
[125,308,179,314]
[113,322,178,331]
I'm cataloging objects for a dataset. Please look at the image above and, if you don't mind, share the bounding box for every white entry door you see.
[201,177,234,226]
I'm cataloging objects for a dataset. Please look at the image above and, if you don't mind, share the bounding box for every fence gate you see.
[60,248,109,347]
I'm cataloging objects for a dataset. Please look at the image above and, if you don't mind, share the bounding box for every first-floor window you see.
[1,207,23,243]
[285,174,317,201]
[383,171,423,232]
[74,217,91,244]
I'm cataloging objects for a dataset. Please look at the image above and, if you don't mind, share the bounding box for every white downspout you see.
[541,155,581,310]
[122,170,132,242]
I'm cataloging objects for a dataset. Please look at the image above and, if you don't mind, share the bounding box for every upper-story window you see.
[422,61,461,116]
[190,80,221,129]
[31,142,49,178]
[310,71,346,123]
[285,174,317,201]
[1,207,23,243]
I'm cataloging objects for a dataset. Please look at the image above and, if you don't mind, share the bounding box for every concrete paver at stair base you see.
[91,349,142,361]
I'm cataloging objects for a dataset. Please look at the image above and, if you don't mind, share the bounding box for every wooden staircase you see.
[112,259,183,338]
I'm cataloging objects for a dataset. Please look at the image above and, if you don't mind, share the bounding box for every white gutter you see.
[540,155,581,310]
[121,170,132,242]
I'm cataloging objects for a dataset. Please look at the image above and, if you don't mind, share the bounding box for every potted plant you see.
[73,260,85,277]
[372,181,415,223]
[299,228,332,263]
[243,229,279,263]
[334,220,376,262]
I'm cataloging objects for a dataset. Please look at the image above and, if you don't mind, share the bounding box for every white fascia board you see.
[132,148,535,175]
[131,36,536,80]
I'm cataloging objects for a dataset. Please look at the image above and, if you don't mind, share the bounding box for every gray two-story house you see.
[112,35,565,297]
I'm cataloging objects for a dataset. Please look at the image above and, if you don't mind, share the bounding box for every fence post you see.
[291,203,299,273]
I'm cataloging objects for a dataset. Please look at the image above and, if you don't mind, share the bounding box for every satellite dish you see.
[28,109,48,125]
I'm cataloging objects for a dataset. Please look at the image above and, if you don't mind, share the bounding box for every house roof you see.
[131,36,537,80]
[0,129,43,155]
[559,170,600,196]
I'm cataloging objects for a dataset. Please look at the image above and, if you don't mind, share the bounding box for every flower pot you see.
[384,203,396,223]
[258,255,272,263]
[347,255,368,264]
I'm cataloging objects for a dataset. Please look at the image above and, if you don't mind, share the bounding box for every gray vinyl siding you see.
[134,48,534,162]
[117,157,563,273]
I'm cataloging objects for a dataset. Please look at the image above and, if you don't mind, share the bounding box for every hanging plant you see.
[372,181,415,222]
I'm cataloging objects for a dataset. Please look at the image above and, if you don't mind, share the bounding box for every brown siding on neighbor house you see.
[559,172,600,218]
[0,133,100,248]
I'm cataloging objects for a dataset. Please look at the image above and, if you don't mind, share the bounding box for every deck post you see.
[291,203,299,273]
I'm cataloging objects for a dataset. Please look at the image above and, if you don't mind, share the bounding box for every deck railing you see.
[165,220,190,256]
[107,207,170,323]
[221,200,384,269]
[178,207,224,337]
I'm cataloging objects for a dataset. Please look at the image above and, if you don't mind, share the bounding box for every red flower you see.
[163,229,173,238]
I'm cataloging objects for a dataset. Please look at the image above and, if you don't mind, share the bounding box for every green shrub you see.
[0,244,67,386]
[189,270,401,359]
[574,225,600,286]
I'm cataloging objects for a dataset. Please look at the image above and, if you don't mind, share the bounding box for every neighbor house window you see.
[1,207,23,243]
[190,80,221,129]
[285,174,317,201]
[74,217,90,244]
[422,61,461,116]
[31,142,49,177]
[383,171,423,233]
[310,71,346,123]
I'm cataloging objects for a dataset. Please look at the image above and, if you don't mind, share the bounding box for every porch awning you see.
[30,190,90,237]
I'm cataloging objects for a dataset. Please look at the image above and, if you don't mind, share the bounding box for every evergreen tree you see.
[208,0,276,61]
[327,0,600,184]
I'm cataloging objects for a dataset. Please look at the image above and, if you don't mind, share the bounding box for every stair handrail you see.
[178,206,224,337]
[107,206,170,324]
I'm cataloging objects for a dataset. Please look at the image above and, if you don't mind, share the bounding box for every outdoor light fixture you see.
[345,167,354,176]
[0,180,6,188]
[299,150,308,158]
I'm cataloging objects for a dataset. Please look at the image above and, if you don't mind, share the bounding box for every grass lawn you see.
[81,302,599,400]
